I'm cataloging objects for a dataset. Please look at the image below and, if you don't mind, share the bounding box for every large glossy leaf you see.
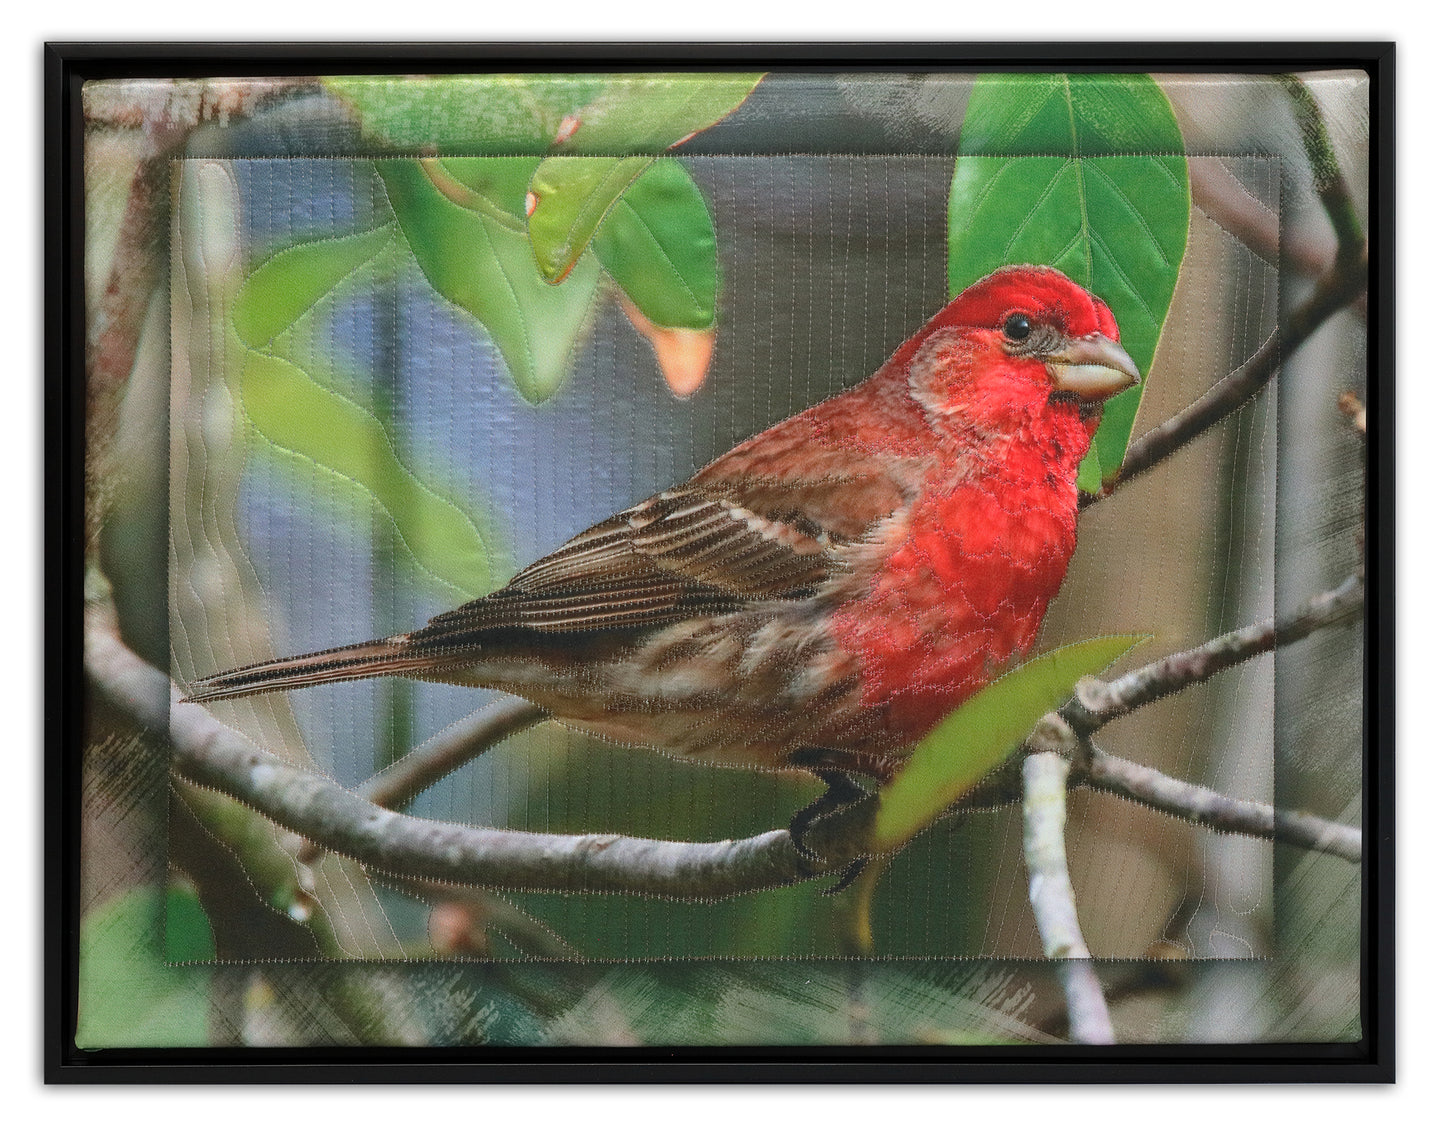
[527,155,655,282]
[593,158,718,330]
[239,350,496,597]
[949,74,1190,493]
[325,73,763,154]
[376,159,601,403]
[76,886,213,1048]
[233,224,396,349]
[872,634,1148,852]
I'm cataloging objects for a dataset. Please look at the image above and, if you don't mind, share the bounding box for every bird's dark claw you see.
[788,770,866,857]
[787,768,871,893]
[821,856,868,895]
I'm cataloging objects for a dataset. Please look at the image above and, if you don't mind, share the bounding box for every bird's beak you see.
[1044,334,1142,402]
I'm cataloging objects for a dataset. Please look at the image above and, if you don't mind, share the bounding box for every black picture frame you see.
[45,40,1396,1083]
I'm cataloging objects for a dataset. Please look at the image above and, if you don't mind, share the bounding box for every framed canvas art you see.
[46,42,1394,1081]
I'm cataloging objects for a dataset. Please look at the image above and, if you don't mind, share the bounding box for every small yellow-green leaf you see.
[239,350,496,597]
[872,634,1149,852]
[528,155,655,282]
[233,225,395,349]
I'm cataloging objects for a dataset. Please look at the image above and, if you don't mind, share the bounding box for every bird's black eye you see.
[1002,313,1032,342]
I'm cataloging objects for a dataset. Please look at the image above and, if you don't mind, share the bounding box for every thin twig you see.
[360,697,549,811]
[1020,751,1114,1045]
[1079,740,1362,863]
[1086,256,1367,506]
[1188,157,1283,270]
[85,617,873,900]
[1188,155,1355,291]
[1006,572,1367,861]
[295,690,545,867]
[1064,573,1364,733]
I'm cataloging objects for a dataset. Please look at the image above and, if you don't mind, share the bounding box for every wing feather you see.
[403,435,922,649]
[404,490,838,647]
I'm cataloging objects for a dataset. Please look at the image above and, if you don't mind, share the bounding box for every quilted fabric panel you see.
[76,69,1369,1046]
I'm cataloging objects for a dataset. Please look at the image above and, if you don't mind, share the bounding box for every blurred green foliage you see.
[325,73,764,155]
[377,158,604,402]
[321,73,757,400]
[224,74,757,618]
[77,886,213,1049]
[239,350,496,597]
[234,224,397,349]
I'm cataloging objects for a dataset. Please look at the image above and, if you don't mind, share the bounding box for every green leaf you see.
[436,156,541,223]
[527,155,656,282]
[948,74,1190,493]
[325,73,763,154]
[163,885,217,962]
[77,886,213,1049]
[593,158,718,329]
[872,634,1149,852]
[556,73,764,153]
[233,224,396,349]
[377,159,600,402]
[239,350,497,597]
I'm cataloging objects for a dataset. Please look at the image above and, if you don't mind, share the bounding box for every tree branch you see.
[359,697,549,812]
[89,558,1365,911]
[1084,254,1367,507]
[1079,740,1362,863]
[1003,572,1366,861]
[1063,573,1364,734]
[1188,157,1283,272]
[85,615,872,900]
[1021,750,1114,1045]
[1082,72,1369,509]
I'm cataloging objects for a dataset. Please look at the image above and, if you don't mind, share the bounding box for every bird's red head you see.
[932,264,1123,343]
[900,265,1141,463]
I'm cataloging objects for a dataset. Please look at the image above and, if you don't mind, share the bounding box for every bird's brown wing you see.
[407,489,836,648]
[182,444,919,702]
[406,446,918,650]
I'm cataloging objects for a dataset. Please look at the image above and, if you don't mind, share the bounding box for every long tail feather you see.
[182,638,451,703]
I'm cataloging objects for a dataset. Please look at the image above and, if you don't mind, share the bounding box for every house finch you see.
[187,265,1138,796]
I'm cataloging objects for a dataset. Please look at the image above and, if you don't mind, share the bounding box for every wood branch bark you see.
[1081,740,1361,863]
[1021,751,1114,1045]
[359,697,549,812]
[1084,256,1367,507]
[85,615,874,900]
[1064,573,1364,734]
